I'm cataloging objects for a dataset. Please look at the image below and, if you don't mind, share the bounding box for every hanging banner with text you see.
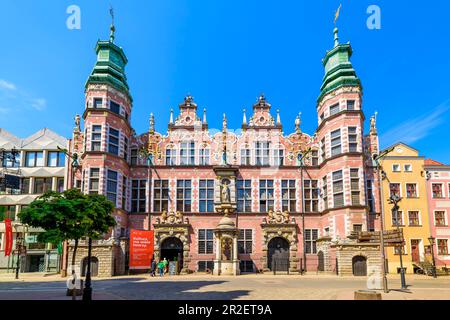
[129,229,154,270]
[4,218,13,257]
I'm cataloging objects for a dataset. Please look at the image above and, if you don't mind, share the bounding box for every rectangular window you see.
[21,178,30,194]
[240,149,251,166]
[93,98,103,108]
[273,149,284,166]
[180,141,195,165]
[259,180,274,212]
[47,151,65,167]
[389,183,401,198]
[320,138,326,160]
[153,180,169,212]
[199,149,210,165]
[392,210,404,226]
[25,151,44,167]
[408,211,420,226]
[434,211,447,227]
[199,180,214,212]
[353,224,363,232]
[329,103,340,116]
[176,180,192,212]
[106,170,118,205]
[89,168,100,194]
[304,180,318,213]
[108,128,120,155]
[239,260,254,273]
[350,169,360,205]
[406,183,418,198]
[123,137,128,161]
[131,180,146,213]
[311,150,319,166]
[404,164,412,172]
[332,170,344,207]
[348,127,358,152]
[57,177,64,193]
[330,129,342,156]
[322,176,328,210]
[1,151,20,168]
[367,180,374,213]
[130,149,138,165]
[238,229,253,254]
[237,180,252,213]
[256,142,270,166]
[392,164,400,172]
[34,178,52,194]
[110,101,121,115]
[165,149,177,166]
[347,100,355,110]
[0,205,16,220]
[91,125,102,151]
[437,239,449,255]
[305,229,318,254]
[282,180,297,212]
[432,183,443,198]
[198,229,214,254]
[197,261,214,272]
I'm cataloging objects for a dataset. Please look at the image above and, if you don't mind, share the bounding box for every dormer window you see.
[255,142,270,166]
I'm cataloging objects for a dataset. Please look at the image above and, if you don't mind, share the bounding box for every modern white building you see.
[0,128,68,273]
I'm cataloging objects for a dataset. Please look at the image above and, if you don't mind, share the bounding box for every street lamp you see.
[428,236,437,278]
[82,237,93,301]
[388,194,407,290]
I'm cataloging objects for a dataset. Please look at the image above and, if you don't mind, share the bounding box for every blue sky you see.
[0,0,449,163]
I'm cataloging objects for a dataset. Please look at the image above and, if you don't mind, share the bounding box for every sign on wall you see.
[129,229,154,270]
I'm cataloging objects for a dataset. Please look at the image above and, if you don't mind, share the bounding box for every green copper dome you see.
[318,28,361,104]
[85,32,132,101]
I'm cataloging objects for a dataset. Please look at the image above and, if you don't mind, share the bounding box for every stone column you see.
[232,236,240,275]
[213,233,221,275]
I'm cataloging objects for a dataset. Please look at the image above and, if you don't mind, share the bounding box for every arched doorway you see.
[160,237,183,274]
[268,237,290,271]
[352,255,367,276]
[317,251,325,272]
[81,257,99,277]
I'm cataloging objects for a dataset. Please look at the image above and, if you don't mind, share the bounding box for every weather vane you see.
[109,5,115,42]
[334,3,342,25]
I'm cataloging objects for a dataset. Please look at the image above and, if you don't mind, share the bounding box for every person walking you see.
[150,258,156,277]
[158,260,165,277]
[163,257,168,274]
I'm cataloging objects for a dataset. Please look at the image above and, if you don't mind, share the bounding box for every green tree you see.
[18,189,88,273]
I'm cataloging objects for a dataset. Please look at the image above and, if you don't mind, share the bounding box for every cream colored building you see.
[0,128,68,273]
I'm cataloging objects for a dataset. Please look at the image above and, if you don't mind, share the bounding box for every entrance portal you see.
[81,256,99,277]
[268,237,290,271]
[160,237,183,274]
[317,251,325,272]
[352,255,367,276]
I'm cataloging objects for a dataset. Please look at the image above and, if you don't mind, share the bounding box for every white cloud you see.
[380,101,450,148]
[0,79,17,91]
[30,98,47,111]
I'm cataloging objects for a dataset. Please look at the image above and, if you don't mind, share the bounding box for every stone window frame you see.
[305,229,319,254]
[255,141,271,166]
[259,179,274,213]
[179,141,195,166]
[272,146,285,167]
[330,129,342,156]
[107,127,120,156]
[332,170,344,208]
[90,125,102,152]
[176,179,192,212]
[198,229,214,255]
[348,126,358,153]
[152,179,169,212]
[131,179,147,213]
[407,210,421,226]
[303,179,318,213]
[237,179,252,213]
[405,183,419,198]
[106,169,118,206]
[392,210,404,227]
[238,229,253,254]
[329,103,340,116]
[165,147,178,166]
[88,168,100,194]
[434,210,448,227]
[198,148,210,166]
[432,183,444,199]
[389,182,402,198]
[350,168,360,206]
[437,239,449,256]
[199,179,214,213]
[240,148,251,166]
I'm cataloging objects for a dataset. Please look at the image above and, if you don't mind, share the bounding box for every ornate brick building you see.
[67,25,383,277]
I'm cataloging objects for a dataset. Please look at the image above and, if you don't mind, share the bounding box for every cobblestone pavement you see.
[0,273,449,300]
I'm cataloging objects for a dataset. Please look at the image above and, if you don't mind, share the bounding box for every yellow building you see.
[380,143,431,274]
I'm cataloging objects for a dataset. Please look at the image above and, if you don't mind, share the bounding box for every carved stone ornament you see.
[156,210,186,225]
[265,210,292,224]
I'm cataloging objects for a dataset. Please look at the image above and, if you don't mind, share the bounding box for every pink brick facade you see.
[67,28,383,276]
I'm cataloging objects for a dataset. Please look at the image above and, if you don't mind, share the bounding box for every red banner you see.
[129,229,154,270]
[4,218,13,257]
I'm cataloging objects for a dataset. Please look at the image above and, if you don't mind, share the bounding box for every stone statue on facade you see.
[74,114,81,132]
[370,112,377,135]
[220,180,231,203]
[157,210,184,225]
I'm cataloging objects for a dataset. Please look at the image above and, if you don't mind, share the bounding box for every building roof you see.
[0,128,67,150]
[424,158,445,166]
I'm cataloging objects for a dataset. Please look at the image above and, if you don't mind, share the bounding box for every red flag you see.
[4,218,13,257]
